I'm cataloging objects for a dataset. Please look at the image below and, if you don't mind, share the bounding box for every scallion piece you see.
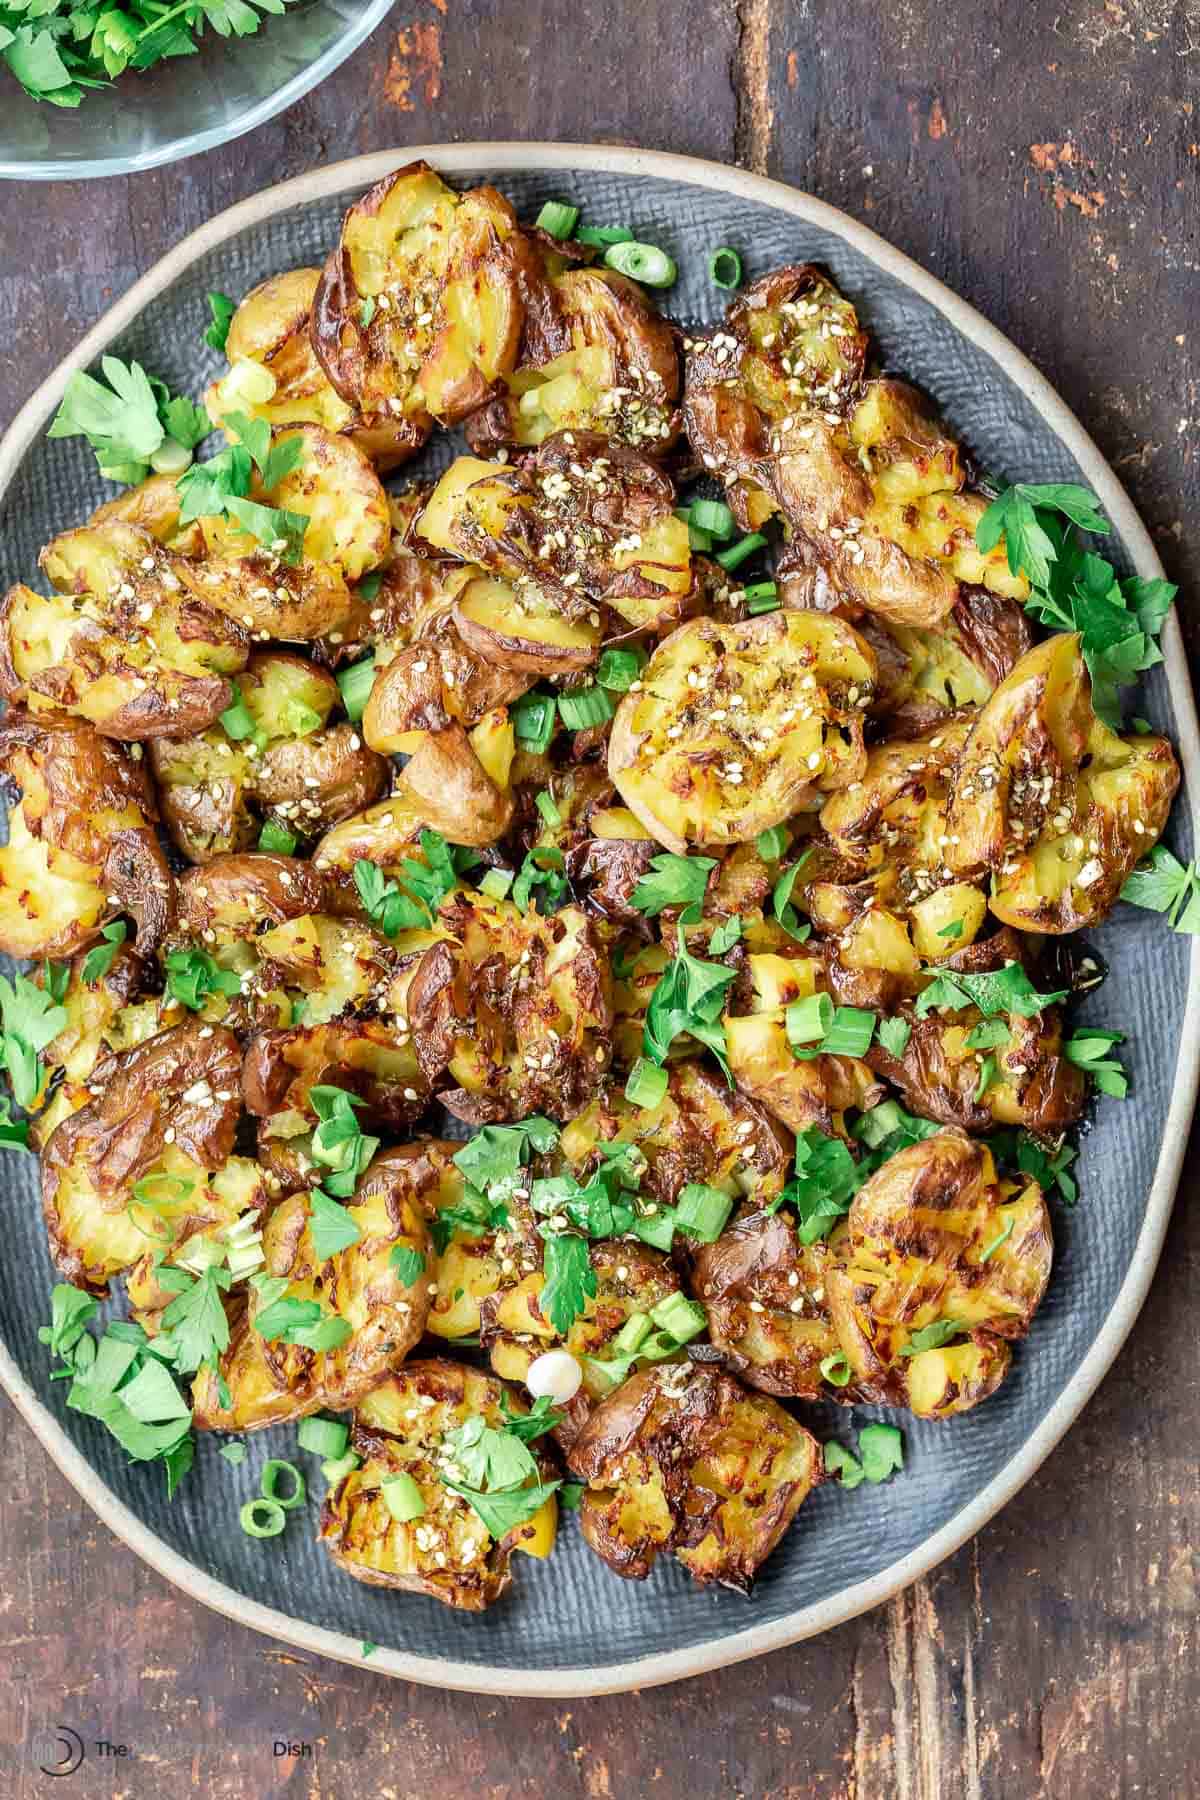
[381,1472,427,1523]
[336,655,376,725]
[258,820,298,856]
[625,1058,668,1110]
[260,1458,306,1510]
[786,992,835,1047]
[744,580,779,613]
[689,498,736,540]
[675,506,713,552]
[596,647,646,692]
[511,688,557,753]
[674,1182,734,1244]
[631,1208,677,1252]
[536,200,580,239]
[820,1352,853,1388]
[535,790,562,829]
[755,825,789,862]
[715,532,768,572]
[297,1417,349,1461]
[557,684,614,731]
[611,1312,652,1356]
[649,1292,708,1343]
[240,1497,286,1539]
[709,246,744,290]
[479,868,514,901]
[283,699,323,738]
[219,683,258,742]
[604,240,677,288]
[819,1006,877,1059]
[321,1450,361,1485]
[577,224,635,248]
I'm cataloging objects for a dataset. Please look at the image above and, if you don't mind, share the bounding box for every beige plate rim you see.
[0,142,1196,1699]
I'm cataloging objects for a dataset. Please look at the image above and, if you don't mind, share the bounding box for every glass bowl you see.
[0,0,394,181]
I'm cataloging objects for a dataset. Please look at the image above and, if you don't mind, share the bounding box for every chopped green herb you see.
[80,919,127,987]
[204,293,237,353]
[875,1017,912,1059]
[1120,844,1200,934]
[390,1245,426,1286]
[1063,1027,1128,1098]
[915,961,1067,1020]
[857,1422,904,1483]
[0,970,67,1107]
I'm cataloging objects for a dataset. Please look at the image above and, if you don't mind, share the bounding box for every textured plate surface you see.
[0,146,1196,1697]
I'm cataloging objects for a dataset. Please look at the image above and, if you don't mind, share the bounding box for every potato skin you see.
[395,723,515,848]
[175,853,326,940]
[40,1020,242,1291]
[317,1360,559,1610]
[0,710,173,958]
[568,1363,820,1591]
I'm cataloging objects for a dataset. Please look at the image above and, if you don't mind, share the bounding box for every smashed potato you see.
[609,611,875,852]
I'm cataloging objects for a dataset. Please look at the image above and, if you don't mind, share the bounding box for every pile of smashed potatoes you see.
[0,161,1179,1613]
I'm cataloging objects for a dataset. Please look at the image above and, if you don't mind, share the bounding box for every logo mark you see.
[36,1727,85,1778]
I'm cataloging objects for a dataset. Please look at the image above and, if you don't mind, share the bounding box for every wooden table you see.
[1,3,1197,1794]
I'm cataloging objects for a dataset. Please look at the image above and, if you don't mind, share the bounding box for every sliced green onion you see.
[321,1450,361,1484]
[649,1292,708,1343]
[709,246,744,290]
[820,1352,853,1388]
[535,790,562,829]
[131,1171,195,1208]
[612,1312,652,1356]
[536,200,580,239]
[283,699,323,738]
[240,1497,286,1539]
[577,224,635,248]
[604,240,677,288]
[219,683,258,742]
[674,1183,734,1244]
[786,992,835,1047]
[381,1471,427,1522]
[755,825,789,862]
[222,357,277,408]
[689,498,736,540]
[511,688,557,753]
[337,655,376,724]
[675,506,713,552]
[260,1458,306,1510]
[625,1058,668,1110]
[744,581,779,613]
[820,1006,877,1059]
[359,297,377,330]
[716,532,768,572]
[258,820,298,856]
[479,868,514,901]
[150,436,193,477]
[557,684,614,731]
[596,647,646,692]
[631,1208,676,1252]
[297,1416,349,1460]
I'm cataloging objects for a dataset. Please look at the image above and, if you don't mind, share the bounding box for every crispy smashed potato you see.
[568,1363,820,1590]
[0,711,172,958]
[826,1130,1051,1417]
[609,611,875,852]
[317,1362,558,1609]
[945,633,1180,931]
[1,522,248,738]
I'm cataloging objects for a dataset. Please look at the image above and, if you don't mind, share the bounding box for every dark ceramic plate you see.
[0,147,1196,1696]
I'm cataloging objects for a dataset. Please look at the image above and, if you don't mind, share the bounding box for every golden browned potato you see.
[418,434,691,633]
[0,711,173,958]
[151,652,387,862]
[192,1150,431,1429]
[853,588,1034,731]
[393,716,516,849]
[365,1137,508,1344]
[252,910,394,1026]
[312,162,537,430]
[609,611,876,853]
[40,1020,243,1291]
[0,522,248,739]
[175,852,326,939]
[317,1362,558,1610]
[465,268,681,455]
[559,1061,791,1211]
[37,940,147,1090]
[768,381,1029,628]
[243,1016,431,1142]
[401,887,611,1121]
[205,268,424,470]
[826,1129,1051,1417]
[945,633,1180,932]
[313,792,428,884]
[362,591,531,751]
[567,1362,820,1590]
[690,1207,851,1398]
[683,264,868,531]
[90,472,205,555]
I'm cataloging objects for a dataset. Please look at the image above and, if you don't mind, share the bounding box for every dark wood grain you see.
[1,2,1198,1795]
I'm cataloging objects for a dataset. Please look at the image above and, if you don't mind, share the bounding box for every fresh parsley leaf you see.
[48,355,164,468]
[440,1477,560,1540]
[771,1128,862,1243]
[936,919,964,940]
[512,846,569,914]
[900,1318,966,1355]
[857,1422,904,1483]
[772,856,812,943]
[390,1246,426,1286]
[538,1230,597,1335]
[222,410,305,492]
[560,1481,585,1511]
[42,959,70,1004]
[499,1392,564,1443]
[1015,1133,1078,1205]
[222,494,308,564]
[80,919,127,986]
[0,971,67,1107]
[156,389,211,451]
[308,1188,362,1259]
[429,1191,509,1256]
[707,915,743,955]
[452,1116,558,1191]
[1121,845,1200,933]
[823,1441,865,1490]
[309,1086,378,1196]
[974,1055,999,1101]
[631,853,716,917]
[643,920,737,1077]
[204,292,237,353]
[163,948,241,1012]
[976,482,1109,586]
[852,1100,941,1155]
[176,443,253,523]
[875,1017,911,1059]
[965,1019,1011,1051]
[0,1096,30,1151]
[254,1295,352,1350]
[158,1264,232,1376]
[38,1284,99,1363]
[1064,1027,1128,1098]
[914,961,1067,1020]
